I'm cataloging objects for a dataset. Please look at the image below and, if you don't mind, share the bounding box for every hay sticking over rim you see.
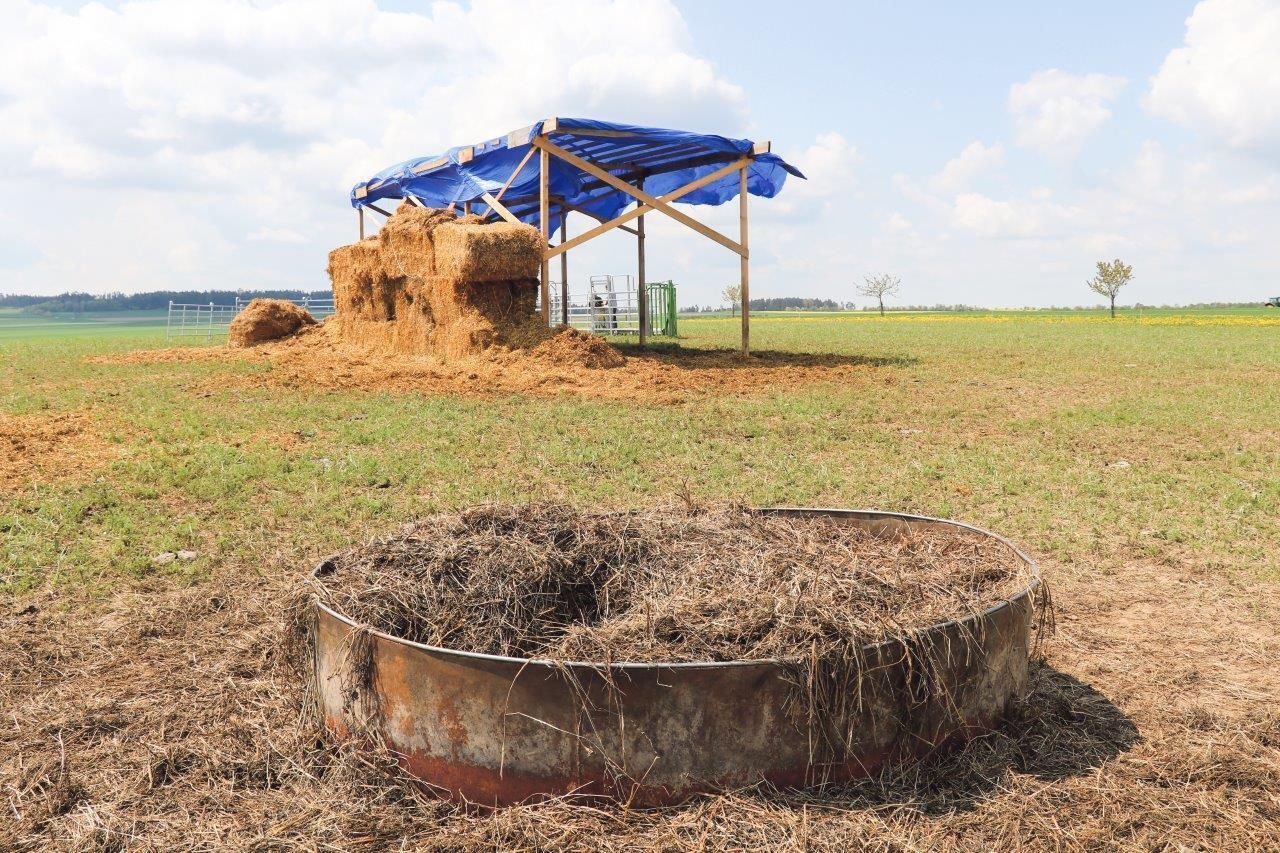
[311,502,1034,665]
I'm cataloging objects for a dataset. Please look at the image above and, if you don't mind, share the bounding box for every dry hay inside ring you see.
[309,502,1035,664]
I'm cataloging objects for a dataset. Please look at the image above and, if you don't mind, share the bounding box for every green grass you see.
[2,308,1278,593]
[0,307,170,341]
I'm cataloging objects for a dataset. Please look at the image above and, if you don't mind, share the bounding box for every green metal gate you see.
[645,280,678,337]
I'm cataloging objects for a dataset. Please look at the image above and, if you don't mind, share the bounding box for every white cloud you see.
[0,0,748,295]
[248,227,307,244]
[928,141,1004,194]
[951,193,1047,238]
[1146,0,1280,154]
[884,212,913,233]
[1009,69,1127,158]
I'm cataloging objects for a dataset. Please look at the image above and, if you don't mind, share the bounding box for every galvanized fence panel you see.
[545,276,677,336]
[165,302,238,343]
[166,296,337,344]
[234,295,336,319]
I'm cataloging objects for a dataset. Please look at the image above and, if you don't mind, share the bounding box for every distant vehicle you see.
[1267,297,1280,308]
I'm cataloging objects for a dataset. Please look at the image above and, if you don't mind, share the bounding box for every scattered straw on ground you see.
[313,502,1029,663]
[3,541,1277,849]
[0,411,119,492]
[90,321,899,402]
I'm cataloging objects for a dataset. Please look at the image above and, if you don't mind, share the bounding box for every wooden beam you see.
[539,146,550,323]
[495,146,536,204]
[358,207,365,240]
[637,214,647,347]
[542,156,750,260]
[508,124,538,147]
[366,203,392,217]
[548,125,648,139]
[534,137,745,257]
[480,192,522,226]
[411,156,449,175]
[560,213,569,326]
[548,195,641,234]
[577,151,738,194]
[740,164,750,356]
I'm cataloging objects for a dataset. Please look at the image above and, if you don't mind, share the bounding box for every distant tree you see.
[722,283,742,317]
[858,274,900,316]
[1087,259,1133,318]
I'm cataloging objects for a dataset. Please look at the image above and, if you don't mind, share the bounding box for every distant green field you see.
[0,308,170,342]
[3,304,1276,345]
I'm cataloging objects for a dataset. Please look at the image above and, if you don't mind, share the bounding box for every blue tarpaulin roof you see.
[350,118,804,234]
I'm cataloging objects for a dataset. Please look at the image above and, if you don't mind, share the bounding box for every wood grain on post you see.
[560,213,569,326]
[539,146,551,323]
[740,165,749,356]
[637,213,647,347]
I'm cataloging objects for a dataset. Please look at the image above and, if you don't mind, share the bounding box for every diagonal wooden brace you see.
[480,192,523,226]
[540,156,751,260]
[533,138,748,259]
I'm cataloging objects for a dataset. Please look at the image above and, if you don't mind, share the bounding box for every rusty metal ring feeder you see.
[309,508,1042,806]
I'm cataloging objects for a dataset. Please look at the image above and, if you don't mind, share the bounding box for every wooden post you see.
[358,206,365,240]
[739,165,750,355]
[539,146,550,323]
[560,212,569,326]
[463,201,471,217]
[637,213,647,346]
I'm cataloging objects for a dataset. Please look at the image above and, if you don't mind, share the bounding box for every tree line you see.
[0,290,333,313]
[684,296,852,314]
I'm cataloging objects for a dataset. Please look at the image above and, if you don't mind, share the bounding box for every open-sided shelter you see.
[349,118,804,354]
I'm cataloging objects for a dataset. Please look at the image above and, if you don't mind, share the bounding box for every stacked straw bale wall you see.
[327,203,548,359]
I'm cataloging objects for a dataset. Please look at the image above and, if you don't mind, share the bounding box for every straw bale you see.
[432,222,543,282]
[326,202,549,360]
[227,298,316,348]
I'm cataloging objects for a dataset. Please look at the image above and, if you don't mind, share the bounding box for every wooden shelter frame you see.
[356,117,771,353]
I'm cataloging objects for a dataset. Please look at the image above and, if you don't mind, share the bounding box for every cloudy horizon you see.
[1,0,1277,308]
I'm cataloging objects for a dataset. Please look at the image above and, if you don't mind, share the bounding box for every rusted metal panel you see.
[311,509,1040,806]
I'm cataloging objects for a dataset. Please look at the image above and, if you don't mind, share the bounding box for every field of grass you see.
[0,307,170,342]
[3,307,1277,592]
[2,308,1278,848]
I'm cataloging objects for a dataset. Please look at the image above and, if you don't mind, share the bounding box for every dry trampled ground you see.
[90,322,900,403]
[2,551,1277,850]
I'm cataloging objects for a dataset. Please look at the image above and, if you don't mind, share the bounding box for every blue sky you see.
[1,0,1276,307]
